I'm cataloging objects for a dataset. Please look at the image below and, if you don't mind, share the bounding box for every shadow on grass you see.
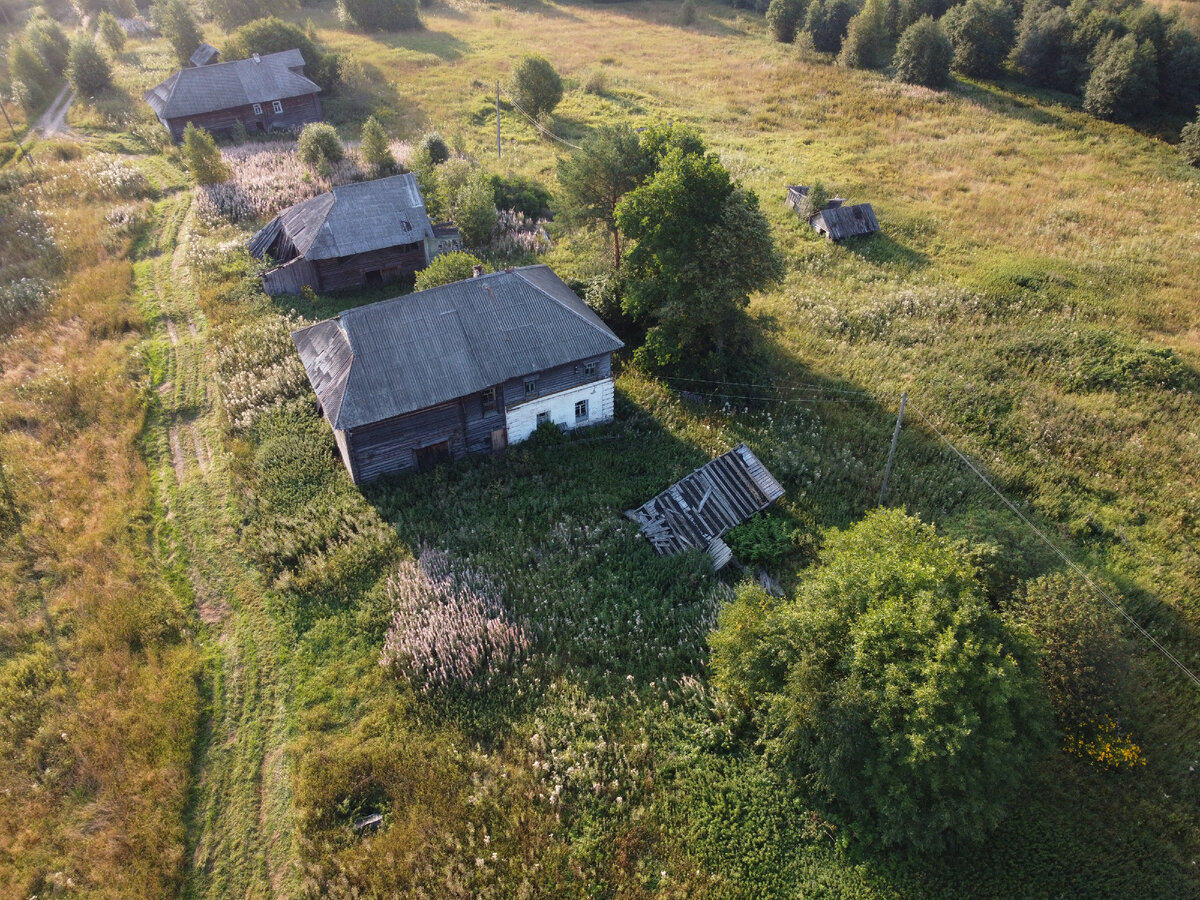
[381,27,472,59]
[842,230,930,271]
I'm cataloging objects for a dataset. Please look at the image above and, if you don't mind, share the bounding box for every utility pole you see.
[496,81,502,159]
[878,391,907,506]
[0,99,34,172]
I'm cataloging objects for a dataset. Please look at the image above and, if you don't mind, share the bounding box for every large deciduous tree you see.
[892,15,954,87]
[615,146,782,376]
[941,0,1016,78]
[1083,34,1159,122]
[710,509,1050,854]
[556,124,647,269]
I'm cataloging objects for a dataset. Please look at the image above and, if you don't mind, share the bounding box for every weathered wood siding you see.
[263,256,319,295]
[346,401,466,483]
[165,92,321,142]
[500,354,612,412]
[312,242,427,292]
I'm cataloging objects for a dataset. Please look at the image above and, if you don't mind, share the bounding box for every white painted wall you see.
[505,378,615,444]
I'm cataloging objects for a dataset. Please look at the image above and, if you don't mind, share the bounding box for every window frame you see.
[583,360,597,379]
[481,387,497,414]
[574,399,589,422]
[536,411,551,427]
[524,377,539,400]
[252,102,263,115]
[271,100,283,114]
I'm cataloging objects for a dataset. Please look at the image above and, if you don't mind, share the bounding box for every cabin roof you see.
[189,42,220,67]
[625,444,785,569]
[291,265,624,431]
[248,174,434,262]
[811,203,880,240]
[144,49,319,119]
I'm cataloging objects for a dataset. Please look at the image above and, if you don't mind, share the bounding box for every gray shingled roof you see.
[626,444,785,569]
[190,42,219,67]
[144,49,319,119]
[248,174,434,262]
[811,203,880,241]
[291,265,624,431]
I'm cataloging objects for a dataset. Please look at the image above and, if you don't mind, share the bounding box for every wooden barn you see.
[248,174,459,296]
[143,49,321,143]
[786,185,880,241]
[291,265,624,483]
[626,444,784,570]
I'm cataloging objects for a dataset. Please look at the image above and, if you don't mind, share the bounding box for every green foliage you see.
[98,11,126,53]
[417,130,450,164]
[360,115,395,173]
[339,0,422,32]
[26,17,70,76]
[207,0,294,31]
[297,122,344,167]
[1181,109,1200,166]
[182,123,230,186]
[556,124,647,268]
[942,0,1016,77]
[679,0,697,26]
[151,0,203,67]
[8,40,54,110]
[508,54,564,118]
[803,0,863,54]
[724,510,809,567]
[636,122,707,168]
[490,173,552,219]
[414,251,487,290]
[1012,0,1088,92]
[892,16,954,88]
[67,37,111,98]
[450,172,498,249]
[711,509,1051,854]
[838,0,894,69]
[226,17,340,91]
[766,0,808,43]
[616,147,783,377]
[1083,34,1159,122]
[1159,22,1200,113]
[794,180,830,219]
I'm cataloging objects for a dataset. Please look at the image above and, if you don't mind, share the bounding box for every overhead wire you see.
[496,85,586,152]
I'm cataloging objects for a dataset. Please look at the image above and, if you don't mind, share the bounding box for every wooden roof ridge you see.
[625,443,784,569]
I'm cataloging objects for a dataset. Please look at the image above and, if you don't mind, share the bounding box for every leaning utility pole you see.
[496,81,502,159]
[0,99,34,172]
[878,392,907,506]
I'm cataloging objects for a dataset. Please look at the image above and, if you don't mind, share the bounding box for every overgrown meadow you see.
[3,0,1200,896]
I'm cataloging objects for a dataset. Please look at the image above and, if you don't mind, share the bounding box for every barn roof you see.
[144,49,319,119]
[626,444,785,569]
[247,174,434,262]
[291,265,624,431]
[189,42,220,67]
[811,203,880,241]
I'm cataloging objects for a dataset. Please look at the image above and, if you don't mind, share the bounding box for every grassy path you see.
[135,190,299,899]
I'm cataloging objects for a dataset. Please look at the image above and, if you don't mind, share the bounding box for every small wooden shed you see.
[189,42,220,67]
[786,185,880,241]
[626,444,785,570]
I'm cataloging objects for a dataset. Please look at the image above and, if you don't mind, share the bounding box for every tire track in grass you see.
[136,191,299,899]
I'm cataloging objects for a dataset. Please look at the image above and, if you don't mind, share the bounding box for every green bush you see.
[182,123,230,186]
[360,115,395,172]
[297,122,344,167]
[1181,109,1200,166]
[451,173,499,249]
[724,511,804,567]
[679,0,697,26]
[838,0,893,69]
[226,18,341,91]
[892,16,954,88]
[8,40,54,110]
[151,0,204,67]
[417,130,450,164]
[508,54,564,118]
[414,252,488,291]
[338,0,421,32]
[26,17,70,76]
[1083,34,1159,122]
[803,0,862,54]
[98,11,126,53]
[490,173,552,219]
[67,37,111,97]
[766,0,808,43]
[941,0,1015,78]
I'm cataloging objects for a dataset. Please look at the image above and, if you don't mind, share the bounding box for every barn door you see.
[491,428,508,452]
[414,441,451,471]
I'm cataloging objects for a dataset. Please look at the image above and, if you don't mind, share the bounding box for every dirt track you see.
[36,84,75,137]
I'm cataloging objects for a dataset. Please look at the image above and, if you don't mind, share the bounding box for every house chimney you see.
[472,264,485,278]
[252,53,261,63]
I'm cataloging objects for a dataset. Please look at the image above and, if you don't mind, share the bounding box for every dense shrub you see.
[67,37,111,97]
[766,0,808,43]
[417,130,450,164]
[1083,34,1159,122]
[297,122,344,167]
[508,54,564,118]
[26,17,70,76]
[803,0,863,53]
[710,509,1050,853]
[893,16,954,87]
[414,251,487,290]
[8,40,55,110]
[151,0,204,66]
[98,11,126,53]
[207,0,293,30]
[490,173,552,219]
[838,0,894,69]
[679,0,697,25]
[1159,22,1200,113]
[226,17,339,90]
[1012,0,1088,92]
[182,124,230,186]
[1181,109,1200,166]
[942,0,1016,77]
[339,0,421,32]
[360,115,395,172]
[450,172,499,249]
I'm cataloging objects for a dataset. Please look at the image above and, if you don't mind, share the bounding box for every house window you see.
[524,377,538,399]
[583,361,597,378]
[481,387,496,413]
[575,400,589,422]
[272,100,283,114]
[536,411,550,426]
[252,103,262,115]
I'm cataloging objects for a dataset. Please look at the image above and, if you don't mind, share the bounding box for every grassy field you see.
[3,0,1200,896]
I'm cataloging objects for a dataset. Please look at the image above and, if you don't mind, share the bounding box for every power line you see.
[496,85,586,152]
[907,401,1200,692]
[660,373,887,398]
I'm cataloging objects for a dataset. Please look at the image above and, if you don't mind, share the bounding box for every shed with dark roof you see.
[190,42,220,67]
[626,444,785,570]
[292,265,624,482]
[144,49,321,142]
[248,174,458,295]
[786,185,880,241]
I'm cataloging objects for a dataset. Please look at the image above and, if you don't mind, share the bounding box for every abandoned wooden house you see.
[786,185,880,241]
[626,444,784,570]
[291,265,624,483]
[248,173,460,296]
[189,42,220,67]
[143,49,321,143]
